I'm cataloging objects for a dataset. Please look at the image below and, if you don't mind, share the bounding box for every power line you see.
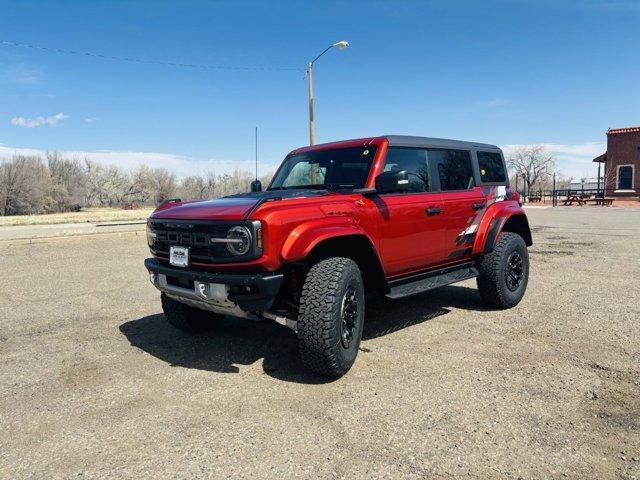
[1,40,301,72]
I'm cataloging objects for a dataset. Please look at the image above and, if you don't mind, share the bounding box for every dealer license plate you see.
[170,246,190,267]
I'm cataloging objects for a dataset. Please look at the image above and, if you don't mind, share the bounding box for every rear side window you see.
[382,147,431,192]
[477,151,507,183]
[432,149,475,191]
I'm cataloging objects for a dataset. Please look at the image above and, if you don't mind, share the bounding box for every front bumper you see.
[144,258,283,314]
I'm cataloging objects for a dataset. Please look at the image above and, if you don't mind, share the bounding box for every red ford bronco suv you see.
[145,136,531,377]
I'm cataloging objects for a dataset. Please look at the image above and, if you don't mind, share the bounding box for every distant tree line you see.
[0,152,272,216]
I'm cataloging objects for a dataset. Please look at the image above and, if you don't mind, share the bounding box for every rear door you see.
[432,149,485,262]
[373,147,444,276]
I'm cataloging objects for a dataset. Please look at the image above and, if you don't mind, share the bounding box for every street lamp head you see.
[333,41,349,50]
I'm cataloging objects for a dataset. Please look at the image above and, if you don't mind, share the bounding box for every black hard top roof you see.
[384,135,500,151]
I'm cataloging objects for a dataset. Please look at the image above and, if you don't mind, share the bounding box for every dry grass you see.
[0,207,155,226]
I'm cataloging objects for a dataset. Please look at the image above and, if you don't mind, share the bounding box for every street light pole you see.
[306,41,349,145]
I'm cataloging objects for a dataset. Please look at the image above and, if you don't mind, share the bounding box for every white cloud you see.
[501,141,606,179]
[0,144,279,178]
[84,117,96,124]
[10,112,69,128]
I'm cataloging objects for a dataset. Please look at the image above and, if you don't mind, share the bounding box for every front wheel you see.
[476,232,529,309]
[297,257,365,377]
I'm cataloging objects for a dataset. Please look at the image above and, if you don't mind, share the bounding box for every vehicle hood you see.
[150,190,329,221]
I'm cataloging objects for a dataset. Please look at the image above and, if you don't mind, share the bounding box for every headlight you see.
[146,223,156,246]
[226,226,252,256]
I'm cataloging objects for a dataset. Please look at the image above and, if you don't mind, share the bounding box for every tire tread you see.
[297,257,362,377]
[477,232,528,309]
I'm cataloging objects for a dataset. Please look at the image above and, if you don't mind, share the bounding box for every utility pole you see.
[307,63,314,145]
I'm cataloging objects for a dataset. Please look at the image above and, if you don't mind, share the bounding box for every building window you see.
[617,165,634,190]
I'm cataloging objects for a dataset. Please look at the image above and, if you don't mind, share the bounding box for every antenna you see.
[249,126,262,192]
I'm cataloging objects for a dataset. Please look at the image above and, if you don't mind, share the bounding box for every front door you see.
[372,147,445,277]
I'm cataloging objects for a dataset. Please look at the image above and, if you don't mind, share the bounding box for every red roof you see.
[607,126,640,135]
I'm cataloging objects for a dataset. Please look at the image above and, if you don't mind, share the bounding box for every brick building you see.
[593,126,640,198]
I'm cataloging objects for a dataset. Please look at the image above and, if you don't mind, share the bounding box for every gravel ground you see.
[0,207,638,479]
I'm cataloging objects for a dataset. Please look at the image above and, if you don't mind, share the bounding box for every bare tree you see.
[149,168,177,204]
[126,166,154,204]
[0,156,51,215]
[180,172,217,201]
[507,145,556,193]
[46,152,87,211]
[83,159,130,207]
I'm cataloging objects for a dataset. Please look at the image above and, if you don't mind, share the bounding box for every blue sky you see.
[1,0,638,178]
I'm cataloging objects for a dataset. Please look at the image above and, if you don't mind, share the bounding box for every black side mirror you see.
[375,170,410,194]
[250,180,262,192]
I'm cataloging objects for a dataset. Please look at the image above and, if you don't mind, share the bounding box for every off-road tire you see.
[476,232,529,309]
[161,293,224,333]
[297,257,365,377]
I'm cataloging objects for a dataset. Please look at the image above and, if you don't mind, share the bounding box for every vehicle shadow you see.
[119,284,489,384]
[363,284,491,340]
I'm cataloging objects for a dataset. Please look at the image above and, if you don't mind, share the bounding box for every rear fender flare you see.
[473,206,532,256]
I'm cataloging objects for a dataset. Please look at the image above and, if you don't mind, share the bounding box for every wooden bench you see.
[528,196,542,203]
[584,197,614,206]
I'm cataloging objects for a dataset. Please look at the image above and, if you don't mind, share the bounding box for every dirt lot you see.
[0,207,639,479]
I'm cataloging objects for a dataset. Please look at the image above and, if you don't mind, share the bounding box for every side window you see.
[382,147,431,192]
[431,149,475,191]
[477,151,507,183]
[617,166,633,190]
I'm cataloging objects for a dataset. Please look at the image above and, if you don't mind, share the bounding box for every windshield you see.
[269,146,376,190]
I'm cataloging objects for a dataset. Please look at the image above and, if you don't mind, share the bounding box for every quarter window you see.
[432,149,475,191]
[477,151,507,183]
[382,147,431,192]
[617,166,633,190]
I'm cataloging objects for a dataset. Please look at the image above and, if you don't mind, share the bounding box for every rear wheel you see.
[161,293,224,333]
[297,257,365,377]
[476,232,529,309]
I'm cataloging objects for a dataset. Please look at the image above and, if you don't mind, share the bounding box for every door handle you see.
[472,202,486,211]
[425,206,443,216]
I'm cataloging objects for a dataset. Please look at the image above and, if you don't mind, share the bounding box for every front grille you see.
[148,220,259,264]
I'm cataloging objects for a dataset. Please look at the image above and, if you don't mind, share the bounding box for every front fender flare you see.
[280,217,374,262]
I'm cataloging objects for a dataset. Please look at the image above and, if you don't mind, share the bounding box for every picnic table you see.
[528,196,542,203]
[563,194,586,206]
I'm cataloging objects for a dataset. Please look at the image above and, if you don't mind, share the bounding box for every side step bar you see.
[386,263,479,300]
